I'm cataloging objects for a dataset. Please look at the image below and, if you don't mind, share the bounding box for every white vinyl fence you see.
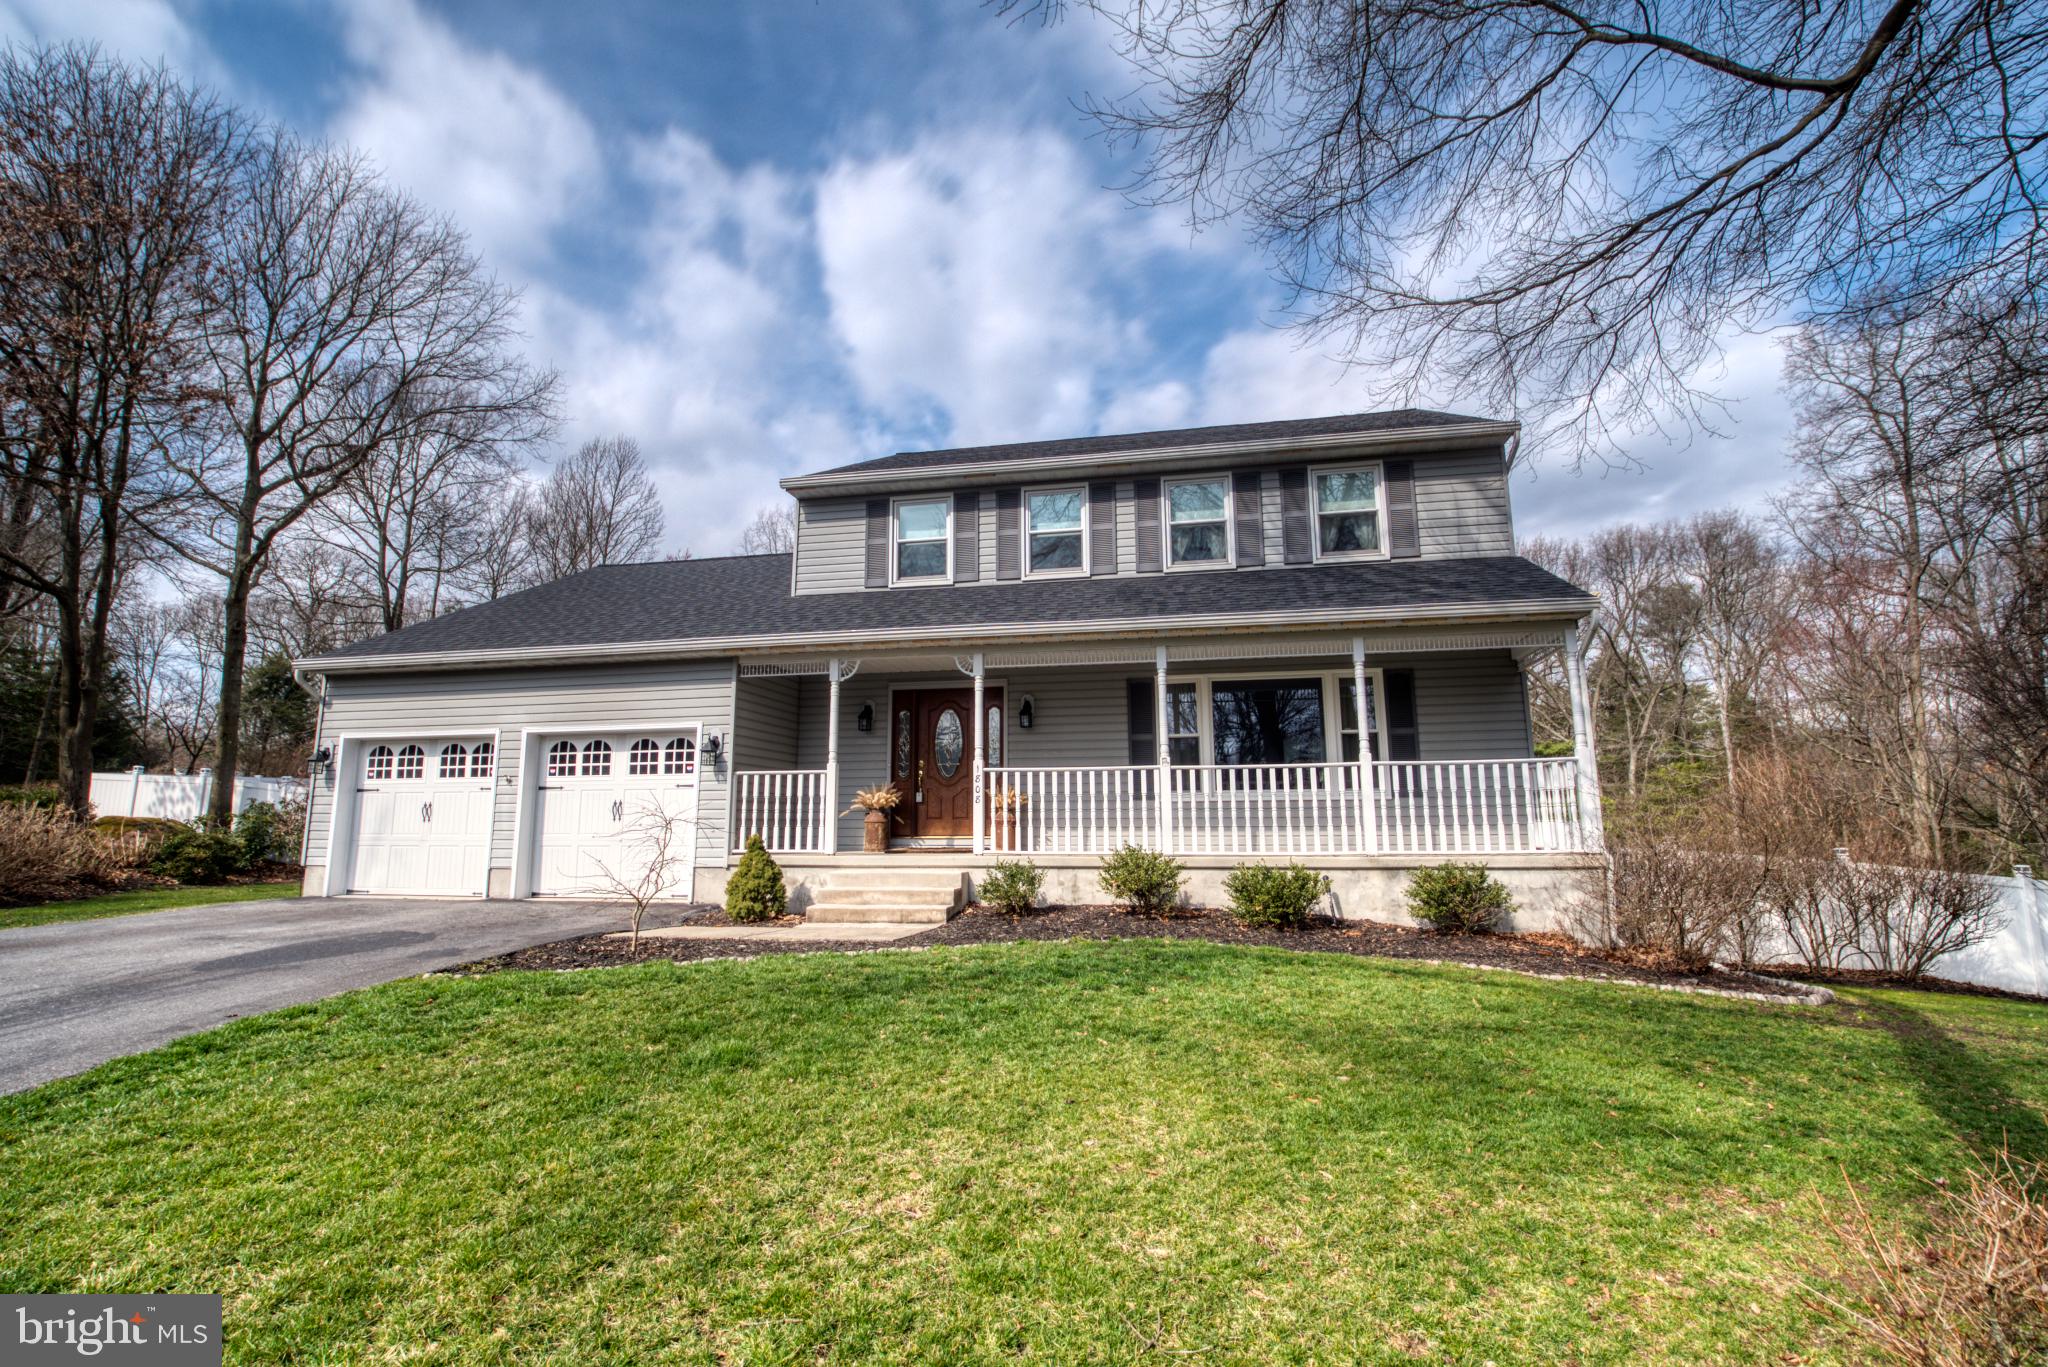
[1917,866,2048,997]
[88,768,305,823]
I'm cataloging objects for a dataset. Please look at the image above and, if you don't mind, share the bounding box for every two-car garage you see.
[333,725,702,900]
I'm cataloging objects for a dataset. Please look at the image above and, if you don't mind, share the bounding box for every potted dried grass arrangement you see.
[847,785,902,852]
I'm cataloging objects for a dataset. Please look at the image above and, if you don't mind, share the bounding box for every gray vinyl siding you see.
[751,651,1527,847]
[732,675,800,770]
[790,445,1515,594]
[306,660,737,875]
[793,497,870,593]
[1414,448,1514,558]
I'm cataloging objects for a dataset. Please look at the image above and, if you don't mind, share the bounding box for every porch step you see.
[801,869,967,925]
[806,902,954,925]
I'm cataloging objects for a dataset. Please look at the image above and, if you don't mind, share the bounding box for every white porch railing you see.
[732,769,831,853]
[982,757,1590,857]
[1373,758,1584,855]
[985,765,1160,854]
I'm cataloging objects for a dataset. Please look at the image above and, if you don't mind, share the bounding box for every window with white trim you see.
[394,744,425,779]
[1164,683,1200,765]
[893,498,950,582]
[664,737,695,774]
[471,741,494,779]
[1312,464,1384,558]
[581,740,612,776]
[366,744,394,780]
[546,740,577,777]
[1339,677,1382,761]
[628,738,660,775]
[1165,477,1229,565]
[438,743,468,779]
[1025,486,1086,575]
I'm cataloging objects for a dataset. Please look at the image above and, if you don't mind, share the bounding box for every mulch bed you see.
[1755,963,2048,1005]
[448,903,1814,999]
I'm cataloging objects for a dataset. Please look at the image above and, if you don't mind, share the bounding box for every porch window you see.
[1165,478,1229,565]
[1339,678,1380,761]
[1165,683,1200,765]
[1025,487,1086,574]
[893,498,950,582]
[1312,464,1383,558]
[1210,678,1327,764]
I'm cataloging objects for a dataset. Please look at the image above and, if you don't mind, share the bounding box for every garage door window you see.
[628,738,660,774]
[581,740,612,776]
[664,737,695,774]
[366,745,394,780]
[547,740,577,776]
[395,745,426,779]
[471,741,494,778]
[439,743,468,778]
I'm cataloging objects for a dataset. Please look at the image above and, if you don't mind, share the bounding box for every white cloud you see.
[0,0,230,92]
[329,0,601,268]
[815,127,1175,447]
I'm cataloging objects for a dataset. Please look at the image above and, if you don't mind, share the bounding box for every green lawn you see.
[0,879,301,930]
[2,941,2043,1364]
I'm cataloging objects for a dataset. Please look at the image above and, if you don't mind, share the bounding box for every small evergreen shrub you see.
[1098,844,1186,915]
[977,859,1043,914]
[1224,862,1330,929]
[726,835,787,922]
[1405,861,1514,933]
[234,802,286,863]
[148,825,250,885]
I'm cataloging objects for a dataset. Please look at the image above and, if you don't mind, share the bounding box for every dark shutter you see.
[864,499,889,588]
[1232,470,1265,567]
[953,491,980,583]
[1279,467,1311,564]
[1384,668,1420,761]
[1089,481,1117,575]
[1133,478,1162,572]
[1385,458,1420,558]
[1126,678,1156,765]
[995,488,1022,580]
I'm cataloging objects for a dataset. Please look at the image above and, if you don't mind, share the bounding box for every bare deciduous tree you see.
[0,45,242,816]
[736,503,796,555]
[527,435,663,580]
[588,798,695,950]
[1038,0,2048,457]
[181,130,554,820]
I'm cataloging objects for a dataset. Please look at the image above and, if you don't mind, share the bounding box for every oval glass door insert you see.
[934,708,964,777]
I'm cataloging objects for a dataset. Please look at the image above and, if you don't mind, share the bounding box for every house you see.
[294,409,1604,926]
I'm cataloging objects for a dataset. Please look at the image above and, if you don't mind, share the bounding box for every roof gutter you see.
[295,593,1594,676]
[779,420,1520,495]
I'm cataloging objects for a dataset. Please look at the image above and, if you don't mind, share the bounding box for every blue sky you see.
[5,0,1799,554]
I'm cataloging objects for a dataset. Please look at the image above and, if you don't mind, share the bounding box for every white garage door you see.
[532,731,699,898]
[348,739,494,896]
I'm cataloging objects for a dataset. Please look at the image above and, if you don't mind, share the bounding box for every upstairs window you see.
[1165,477,1229,566]
[1025,487,1086,575]
[1313,465,1384,558]
[893,498,950,582]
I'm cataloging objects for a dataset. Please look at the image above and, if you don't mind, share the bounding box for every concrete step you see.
[806,901,955,925]
[804,869,967,893]
[812,885,963,909]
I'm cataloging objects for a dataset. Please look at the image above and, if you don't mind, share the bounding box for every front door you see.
[890,688,1001,841]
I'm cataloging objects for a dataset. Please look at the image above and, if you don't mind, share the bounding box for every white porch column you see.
[1562,623,1604,850]
[825,659,842,854]
[971,652,986,856]
[1352,637,1378,854]
[1155,645,1172,852]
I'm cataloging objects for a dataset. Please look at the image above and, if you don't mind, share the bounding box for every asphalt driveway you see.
[0,897,640,1094]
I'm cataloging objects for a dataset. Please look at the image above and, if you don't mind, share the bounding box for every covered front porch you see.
[725,622,1605,864]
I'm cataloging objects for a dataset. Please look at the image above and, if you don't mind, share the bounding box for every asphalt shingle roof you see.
[802,408,1500,479]
[304,553,1592,666]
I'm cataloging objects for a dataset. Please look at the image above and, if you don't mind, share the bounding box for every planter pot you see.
[863,810,888,852]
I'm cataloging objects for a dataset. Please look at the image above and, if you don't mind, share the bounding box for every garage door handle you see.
[611,799,622,822]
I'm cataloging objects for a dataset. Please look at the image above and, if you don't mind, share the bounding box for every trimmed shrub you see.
[1223,862,1330,929]
[148,826,250,885]
[726,835,787,922]
[0,806,106,902]
[1405,861,1514,934]
[1098,844,1186,915]
[977,859,1044,914]
[234,802,289,863]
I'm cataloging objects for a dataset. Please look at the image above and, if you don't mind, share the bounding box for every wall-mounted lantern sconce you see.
[704,733,724,763]
[1018,695,1035,730]
[311,746,332,778]
[856,702,874,733]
